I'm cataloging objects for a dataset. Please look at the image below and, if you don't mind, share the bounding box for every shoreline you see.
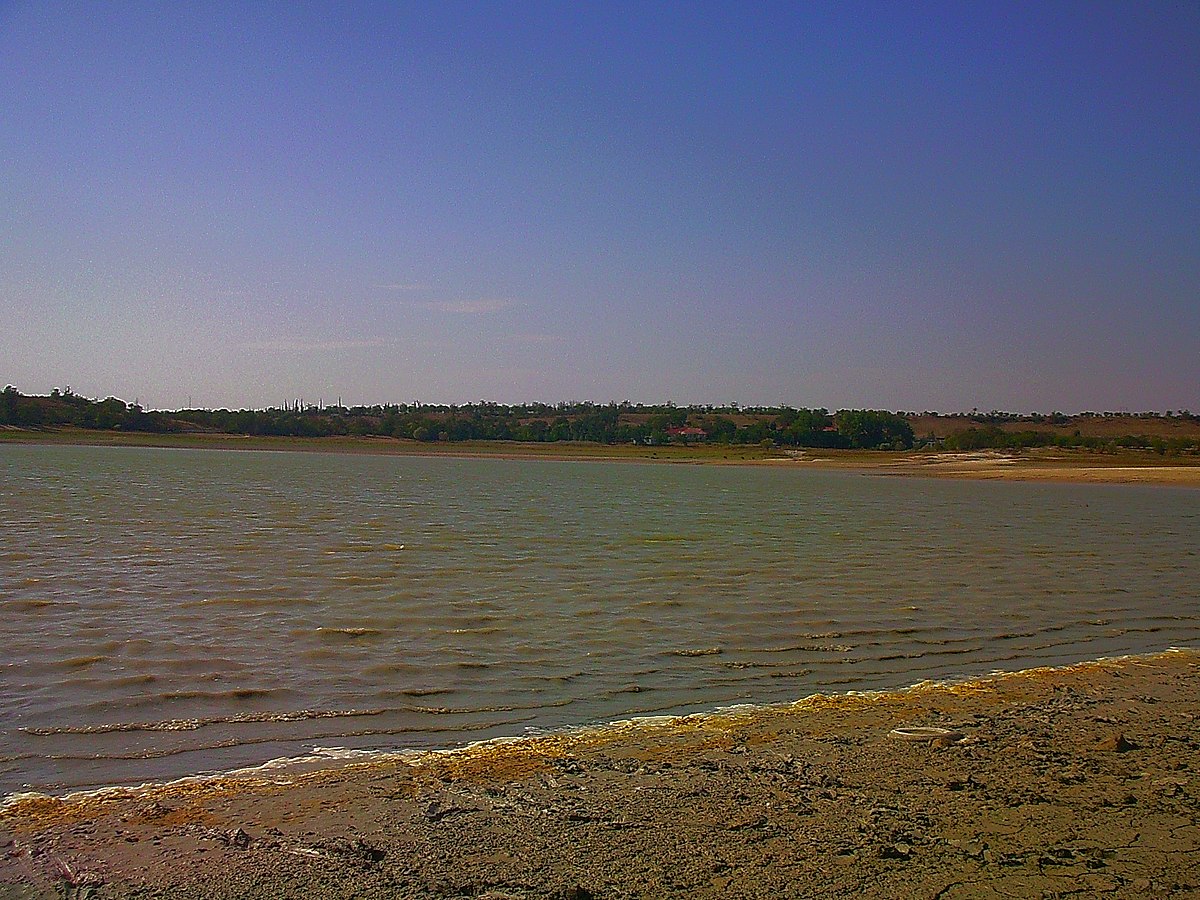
[5,428,1200,487]
[3,648,1198,897]
[4,647,1185,808]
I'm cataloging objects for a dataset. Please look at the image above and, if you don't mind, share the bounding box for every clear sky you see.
[2,1,1197,412]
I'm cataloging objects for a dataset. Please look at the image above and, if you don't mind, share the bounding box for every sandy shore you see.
[793,450,1200,488]
[2,650,1198,898]
[6,429,1200,487]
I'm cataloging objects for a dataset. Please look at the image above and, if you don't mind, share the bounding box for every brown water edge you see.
[5,427,1200,486]
[2,649,1197,899]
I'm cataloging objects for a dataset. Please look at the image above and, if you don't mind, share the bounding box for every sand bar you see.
[2,649,1198,898]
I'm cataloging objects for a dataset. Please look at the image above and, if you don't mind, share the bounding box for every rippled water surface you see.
[2,444,1197,793]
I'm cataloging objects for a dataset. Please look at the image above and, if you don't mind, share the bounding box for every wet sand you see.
[2,650,1198,898]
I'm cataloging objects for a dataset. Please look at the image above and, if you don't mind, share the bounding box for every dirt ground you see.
[2,650,1198,899]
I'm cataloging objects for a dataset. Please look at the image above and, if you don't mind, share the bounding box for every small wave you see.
[317,627,384,639]
[112,674,158,687]
[516,671,582,684]
[671,647,722,657]
[721,660,808,670]
[22,707,386,736]
[197,595,306,607]
[26,715,538,765]
[878,646,983,661]
[761,643,854,653]
[361,662,425,677]
[403,697,577,715]
[55,655,106,670]
[8,599,58,611]
[165,687,277,702]
[77,687,281,711]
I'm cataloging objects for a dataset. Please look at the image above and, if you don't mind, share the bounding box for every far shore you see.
[4,426,1200,487]
[2,650,1197,898]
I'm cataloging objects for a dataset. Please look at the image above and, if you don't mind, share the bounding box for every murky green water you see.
[1,444,1197,793]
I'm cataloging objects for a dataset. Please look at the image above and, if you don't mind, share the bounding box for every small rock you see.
[880,842,912,860]
[424,799,468,822]
[889,726,963,743]
[1093,733,1137,752]
[134,801,173,820]
[306,837,386,865]
[226,828,251,850]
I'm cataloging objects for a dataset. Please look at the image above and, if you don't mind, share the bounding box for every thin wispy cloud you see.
[243,338,392,353]
[509,333,564,345]
[427,298,512,315]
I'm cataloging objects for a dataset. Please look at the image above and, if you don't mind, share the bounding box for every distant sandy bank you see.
[4,428,1200,487]
[2,650,1198,898]
[792,449,1200,487]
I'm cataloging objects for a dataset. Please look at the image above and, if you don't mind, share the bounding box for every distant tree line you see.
[0,386,162,431]
[937,408,1199,424]
[0,387,918,449]
[941,426,1199,455]
[4,386,1195,454]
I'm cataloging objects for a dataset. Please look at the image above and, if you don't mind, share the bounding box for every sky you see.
[2,1,1197,412]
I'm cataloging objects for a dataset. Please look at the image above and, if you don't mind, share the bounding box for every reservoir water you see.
[1,444,1197,795]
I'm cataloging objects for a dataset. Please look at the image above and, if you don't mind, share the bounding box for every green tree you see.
[0,386,17,425]
[836,410,914,449]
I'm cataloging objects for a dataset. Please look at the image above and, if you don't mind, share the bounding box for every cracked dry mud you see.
[2,650,1198,899]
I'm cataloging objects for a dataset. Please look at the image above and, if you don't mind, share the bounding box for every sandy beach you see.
[2,649,1197,898]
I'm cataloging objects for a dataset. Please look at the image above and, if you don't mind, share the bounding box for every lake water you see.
[1,444,1197,795]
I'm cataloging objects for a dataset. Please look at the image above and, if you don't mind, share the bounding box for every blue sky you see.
[2,1,1197,411]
